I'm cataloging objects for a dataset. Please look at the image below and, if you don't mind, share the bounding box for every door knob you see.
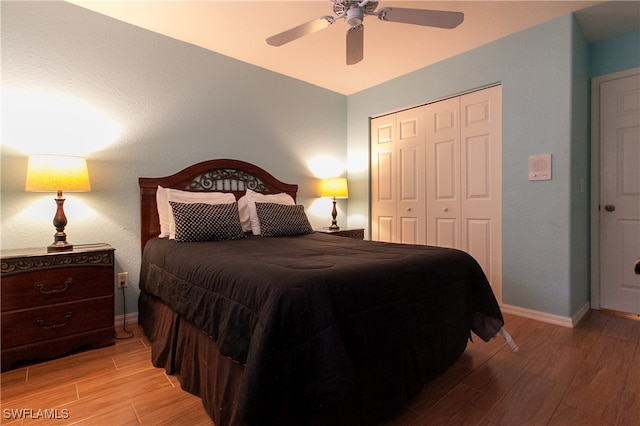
[604,204,615,212]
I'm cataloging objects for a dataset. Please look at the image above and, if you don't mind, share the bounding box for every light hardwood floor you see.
[1,310,638,425]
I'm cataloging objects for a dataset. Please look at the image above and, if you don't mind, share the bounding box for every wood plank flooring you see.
[1,310,638,425]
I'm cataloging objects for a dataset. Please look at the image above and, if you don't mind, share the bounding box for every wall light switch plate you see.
[529,154,552,181]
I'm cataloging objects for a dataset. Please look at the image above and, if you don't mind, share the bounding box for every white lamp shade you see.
[25,154,91,192]
[321,177,348,199]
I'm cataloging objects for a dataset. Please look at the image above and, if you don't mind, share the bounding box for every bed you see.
[138,158,504,426]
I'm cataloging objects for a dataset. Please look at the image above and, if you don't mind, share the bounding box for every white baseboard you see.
[572,302,592,326]
[501,302,590,328]
[114,312,138,326]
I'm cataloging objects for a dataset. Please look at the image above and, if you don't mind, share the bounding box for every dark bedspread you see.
[140,233,503,424]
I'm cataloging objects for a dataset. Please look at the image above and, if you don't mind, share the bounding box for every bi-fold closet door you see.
[371,85,502,300]
[371,106,427,244]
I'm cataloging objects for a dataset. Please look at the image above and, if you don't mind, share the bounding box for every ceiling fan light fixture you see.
[346,6,363,27]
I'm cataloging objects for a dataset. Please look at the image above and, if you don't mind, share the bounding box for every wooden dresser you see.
[1,243,115,371]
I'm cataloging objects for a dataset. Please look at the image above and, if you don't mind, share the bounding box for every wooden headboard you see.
[139,158,298,250]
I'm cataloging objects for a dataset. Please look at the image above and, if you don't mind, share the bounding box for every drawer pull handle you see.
[35,312,73,330]
[35,278,72,295]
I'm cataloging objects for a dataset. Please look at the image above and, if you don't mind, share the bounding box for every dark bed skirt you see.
[139,290,245,426]
[139,290,469,426]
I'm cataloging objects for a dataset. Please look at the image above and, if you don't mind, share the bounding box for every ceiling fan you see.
[266,0,464,65]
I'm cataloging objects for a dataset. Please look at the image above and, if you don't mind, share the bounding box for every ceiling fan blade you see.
[346,24,364,65]
[378,8,464,29]
[266,16,334,47]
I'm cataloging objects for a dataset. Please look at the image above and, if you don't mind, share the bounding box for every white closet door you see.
[396,107,426,245]
[425,96,461,249]
[461,86,502,299]
[371,114,396,242]
[370,86,502,302]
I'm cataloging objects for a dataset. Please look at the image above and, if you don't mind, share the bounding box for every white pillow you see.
[237,195,252,232]
[156,186,171,238]
[238,188,295,235]
[156,186,236,239]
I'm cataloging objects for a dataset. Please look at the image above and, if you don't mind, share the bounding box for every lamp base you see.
[48,240,73,253]
[49,195,73,252]
[329,198,340,230]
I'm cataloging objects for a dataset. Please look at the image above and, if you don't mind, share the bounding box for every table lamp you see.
[321,177,348,229]
[25,154,91,252]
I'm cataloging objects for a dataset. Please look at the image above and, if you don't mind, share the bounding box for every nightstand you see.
[315,227,365,240]
[1,243,115,371]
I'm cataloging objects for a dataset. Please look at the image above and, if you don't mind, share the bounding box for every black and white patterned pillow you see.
[169,201,245,242]
[255,202,314,237]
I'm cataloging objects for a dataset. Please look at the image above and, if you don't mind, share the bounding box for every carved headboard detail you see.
[139,159,298,250]
[187,169,269,193]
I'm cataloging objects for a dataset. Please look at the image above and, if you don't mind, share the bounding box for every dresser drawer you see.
[1,296,113,349]
[1,266,113,311]
[1,244,115,371]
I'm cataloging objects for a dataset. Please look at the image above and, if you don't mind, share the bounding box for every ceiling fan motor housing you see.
[333,0,379,26]
[346,6,363,26]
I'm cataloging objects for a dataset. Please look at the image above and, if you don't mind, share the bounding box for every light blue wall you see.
[3,2,637,320]
[589,29,640,77]
[1,2,347,316]
[570,18,591,316]
[347,15,585,318]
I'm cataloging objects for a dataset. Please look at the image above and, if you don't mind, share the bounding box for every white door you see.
[424,87,502,301]
[371,109,426,244]
[600,72,640,315]
[371,86,502,302]
[396,107,426,245]
[371,114,396,242]
[460,86,502,301]
[425,96,462,249]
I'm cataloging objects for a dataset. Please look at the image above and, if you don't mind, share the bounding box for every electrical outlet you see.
[117,272,129,288]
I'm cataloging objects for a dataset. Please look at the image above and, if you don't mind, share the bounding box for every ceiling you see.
[68,1,640,95]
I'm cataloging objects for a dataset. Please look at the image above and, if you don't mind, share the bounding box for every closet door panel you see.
[465,135,491,198]
[426,97,461,248]
[400,217,421,244]
[376,216,394,243]
[398,145,422,244]
[397,107,426,244]
[435,218,458,248]
[461,86,502,299]
[435,140,457,199]
[377,151,394,201]
[399,146,420,202]
[374,151,394,243]
[466,218,491,271]
[371,115,396,242]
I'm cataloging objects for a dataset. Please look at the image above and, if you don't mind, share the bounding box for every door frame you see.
[590,67,640,309]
